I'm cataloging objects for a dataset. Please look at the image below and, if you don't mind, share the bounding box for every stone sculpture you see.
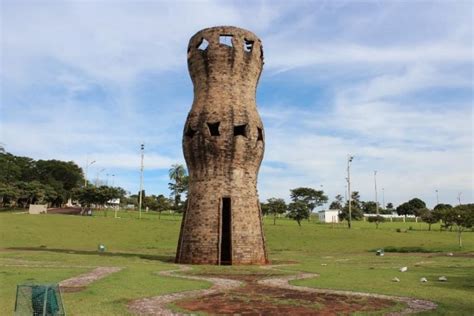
[175,26,268,265]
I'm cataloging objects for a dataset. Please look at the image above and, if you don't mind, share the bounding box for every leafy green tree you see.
[0,183,20,206]
[155,194,173,219]
[434,203,453,211]
[73,186,125,210]
[362,201,377,214]
[287,200,310,226]
[290,187,328,220]
[260,201,269,216]
[0,153,83,207]
[168,164,188,211]
[266,198,287,225]
[329,194,344,210]
[339,191,363,226]
[420,209,437,231]
[396,198,426,217]
[450,204,474,248]
[368,215,385,229]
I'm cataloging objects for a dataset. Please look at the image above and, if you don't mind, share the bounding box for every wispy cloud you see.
[1,0,472,207]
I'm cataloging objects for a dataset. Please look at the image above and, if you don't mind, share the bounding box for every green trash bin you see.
[15,284,65,316]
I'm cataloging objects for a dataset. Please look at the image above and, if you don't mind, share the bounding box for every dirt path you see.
[128,266,243,316]
[59,266,123,292]
[258,266,437,315]
[128,264,437,315]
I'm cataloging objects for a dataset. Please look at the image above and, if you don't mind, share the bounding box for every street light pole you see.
[138,144,145,219]
[347,155,353,229]
[382,188,385,209]
[84,159,96,187]
[374,170,379,216]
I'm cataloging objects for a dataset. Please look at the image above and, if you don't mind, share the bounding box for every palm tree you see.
[168,164,187,210]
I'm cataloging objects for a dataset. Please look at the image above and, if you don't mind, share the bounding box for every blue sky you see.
[1,0,472,208]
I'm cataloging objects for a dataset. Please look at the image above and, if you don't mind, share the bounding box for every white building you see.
[318,209,340,223]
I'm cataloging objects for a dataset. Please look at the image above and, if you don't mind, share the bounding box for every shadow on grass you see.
[7,246,175,263]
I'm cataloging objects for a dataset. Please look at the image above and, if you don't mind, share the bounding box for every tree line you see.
[0,152,84,207]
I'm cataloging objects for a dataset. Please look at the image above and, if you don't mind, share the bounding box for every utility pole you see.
[374,170,379,216]
[435,189,439,205]
[382,188,385,209]
[138,144,145,219]
[84,159,96,187]
[347,155,353,229]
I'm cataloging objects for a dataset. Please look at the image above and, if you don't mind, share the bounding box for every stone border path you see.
[258,267,437,316]
[59,266,123,289]
[127,264,437,315]
[128,266,243,316]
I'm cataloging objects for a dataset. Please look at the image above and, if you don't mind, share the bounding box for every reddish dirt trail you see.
[128,265,437,315]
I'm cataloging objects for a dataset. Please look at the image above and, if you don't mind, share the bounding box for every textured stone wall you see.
[175,26,268,265]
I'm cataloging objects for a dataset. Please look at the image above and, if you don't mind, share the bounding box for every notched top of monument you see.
[187,26,264,86]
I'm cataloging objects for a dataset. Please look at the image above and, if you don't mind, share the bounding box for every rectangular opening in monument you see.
[220,197,232,265]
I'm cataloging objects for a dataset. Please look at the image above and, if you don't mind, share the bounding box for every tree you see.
[386,202,394,210]
[260,201,269,216]
[290,187,328,220]
[35,159,84,206]
[266,198,286,225]
[73,186,125,210]
[339,191,363,226]
[168,164,188,211]
[329,194,343,210]
[368,215,385,229]
[0,153,83,207]
[450,204,474,248]
[434,203,453,211]
[362,201,377,214]
[287,200,310,226]
[155,194,173,219]
[420,209,437,231]
[396,198,427,217]
[0,183,20,207]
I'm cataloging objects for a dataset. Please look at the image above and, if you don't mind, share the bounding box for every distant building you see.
[318,210,340,223]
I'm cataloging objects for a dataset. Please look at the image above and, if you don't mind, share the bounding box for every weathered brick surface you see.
[175,26,268,265]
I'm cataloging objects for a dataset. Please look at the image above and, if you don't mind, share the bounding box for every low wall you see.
[29,204,47,214]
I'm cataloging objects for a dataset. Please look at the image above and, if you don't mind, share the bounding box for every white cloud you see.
[1,1,472,207]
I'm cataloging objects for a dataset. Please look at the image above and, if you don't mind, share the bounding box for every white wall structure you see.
[318,210,340,223]
[28,204,47,214]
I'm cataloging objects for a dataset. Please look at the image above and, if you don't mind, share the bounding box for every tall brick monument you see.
[175,26,268,265]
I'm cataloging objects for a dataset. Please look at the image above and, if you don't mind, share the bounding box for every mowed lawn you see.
[0,211,473,315]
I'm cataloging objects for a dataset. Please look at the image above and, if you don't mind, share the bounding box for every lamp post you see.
[347,155,353,229]
[84,160,96,187]
[138,144,145,219]
[382,188,385,209]
[374,170,379,216]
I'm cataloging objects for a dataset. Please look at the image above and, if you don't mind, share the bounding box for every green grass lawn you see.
[0,212,473,315]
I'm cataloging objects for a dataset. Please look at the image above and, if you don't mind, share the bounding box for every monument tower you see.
[175,26,268,265]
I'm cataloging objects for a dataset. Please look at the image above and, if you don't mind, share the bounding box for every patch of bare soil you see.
[47,207,83,215]
[59,266,122,292]
[175,274,396,315]
[128,265,437,316]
